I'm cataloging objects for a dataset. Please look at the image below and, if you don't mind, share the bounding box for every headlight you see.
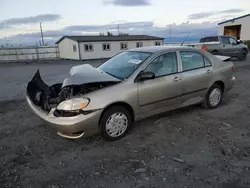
[57,98,89,111]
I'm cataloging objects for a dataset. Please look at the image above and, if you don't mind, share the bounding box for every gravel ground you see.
[0,56,250,188]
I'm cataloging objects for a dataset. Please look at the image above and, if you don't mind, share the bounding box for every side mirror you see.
[139,71,155,81]
[237,40,243,44]
[232,42,237,46]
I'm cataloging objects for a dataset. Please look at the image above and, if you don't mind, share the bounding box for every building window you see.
[136,42,143,48]
[103,43,111,51]
[120,43,128,50]
[73,44,77,52]
[84,44,93,52]
[155,41,161,46]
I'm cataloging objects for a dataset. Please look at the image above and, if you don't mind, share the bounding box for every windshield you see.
[98,51,152,80]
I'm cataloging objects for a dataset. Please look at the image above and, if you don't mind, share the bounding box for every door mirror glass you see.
[139,71,155,81]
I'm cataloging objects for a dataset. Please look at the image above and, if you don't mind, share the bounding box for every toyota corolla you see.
[26,46,236,141]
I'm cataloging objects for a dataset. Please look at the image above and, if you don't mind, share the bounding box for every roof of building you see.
[55,35,165,44]
[127,46,193,53]
[218,13,250,25]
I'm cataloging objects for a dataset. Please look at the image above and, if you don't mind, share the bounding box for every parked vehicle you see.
[186,36,249,60]
[26,46,236,141]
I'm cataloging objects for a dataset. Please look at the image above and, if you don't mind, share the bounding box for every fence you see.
[0,46,59,62]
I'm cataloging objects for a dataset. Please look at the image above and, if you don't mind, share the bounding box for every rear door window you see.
[221,37,230,45]
[180,51,211,71]
[200,37,219,42]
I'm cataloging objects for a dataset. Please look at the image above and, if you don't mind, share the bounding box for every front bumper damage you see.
[26,95,101,138]
[26,67,119,139]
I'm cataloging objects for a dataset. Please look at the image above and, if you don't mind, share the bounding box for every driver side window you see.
[229,37,237,45]
[144,52,178,77]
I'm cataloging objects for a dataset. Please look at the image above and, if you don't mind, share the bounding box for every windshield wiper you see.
[104,71,123,80]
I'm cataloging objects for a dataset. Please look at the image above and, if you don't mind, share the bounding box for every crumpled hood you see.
[62,64,120,88]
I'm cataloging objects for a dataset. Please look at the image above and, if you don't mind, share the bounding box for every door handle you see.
[206,69,213,74]
[173,76,181,82]
[223,45,226,47]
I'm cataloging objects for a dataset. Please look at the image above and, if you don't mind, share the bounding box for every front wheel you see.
[238,49,248,61]
[99,105,132,141]
[203,84,223,109]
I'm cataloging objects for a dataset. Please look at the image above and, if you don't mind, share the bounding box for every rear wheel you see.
[238,49,248,61]
[99,105,132,141]
[203,84,223,109]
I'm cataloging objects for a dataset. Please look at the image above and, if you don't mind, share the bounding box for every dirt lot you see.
[1,56,250,188]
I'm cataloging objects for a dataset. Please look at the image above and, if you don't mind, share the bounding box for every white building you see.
[55,35,164,60]
[218,13,250,41]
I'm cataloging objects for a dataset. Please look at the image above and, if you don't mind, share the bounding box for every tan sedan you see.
[26,46,236,141]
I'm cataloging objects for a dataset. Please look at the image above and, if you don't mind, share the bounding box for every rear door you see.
[137,51,182,118]
[179,50,213,105]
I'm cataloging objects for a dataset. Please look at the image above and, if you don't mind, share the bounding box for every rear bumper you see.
[224,76,236,94]
[26,95,101,137]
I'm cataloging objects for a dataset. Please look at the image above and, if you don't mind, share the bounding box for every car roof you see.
[127,46,196,53]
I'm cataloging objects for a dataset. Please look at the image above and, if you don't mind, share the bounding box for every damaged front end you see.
[27,69,119,114]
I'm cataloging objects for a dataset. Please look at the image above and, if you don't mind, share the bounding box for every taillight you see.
[232,65,235,72]
[201,45,207,50]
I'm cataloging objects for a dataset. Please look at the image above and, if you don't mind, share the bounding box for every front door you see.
[228,37,242,55]
[179,50,214,104]
[138,52,182,118]
[221,36,240,56]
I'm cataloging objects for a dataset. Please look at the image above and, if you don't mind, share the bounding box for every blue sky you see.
[0,0,249,46]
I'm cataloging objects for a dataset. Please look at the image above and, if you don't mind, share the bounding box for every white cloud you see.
[105,0,151,6]
[0,14,61,30]
[188,9,245,20]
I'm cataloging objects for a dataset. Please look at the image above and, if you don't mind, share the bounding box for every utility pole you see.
[169,25,172,41]
[40,22,44,46]
[117,24,120,35]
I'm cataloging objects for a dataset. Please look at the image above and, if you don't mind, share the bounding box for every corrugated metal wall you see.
[0,46,59,63]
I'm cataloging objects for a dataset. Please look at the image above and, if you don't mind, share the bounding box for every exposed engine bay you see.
[27,69,120,112]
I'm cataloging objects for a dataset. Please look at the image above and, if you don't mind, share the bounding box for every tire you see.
[99,105,132,141]
[238,49,248,61]
[203,84,223,109]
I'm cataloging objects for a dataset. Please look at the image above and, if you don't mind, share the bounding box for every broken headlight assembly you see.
[57,98,90,111]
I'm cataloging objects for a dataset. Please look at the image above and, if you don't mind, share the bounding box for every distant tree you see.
[45,42,48,46]
[1,44,4,48]
[99,32,105,36]
[107,31,113,36]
